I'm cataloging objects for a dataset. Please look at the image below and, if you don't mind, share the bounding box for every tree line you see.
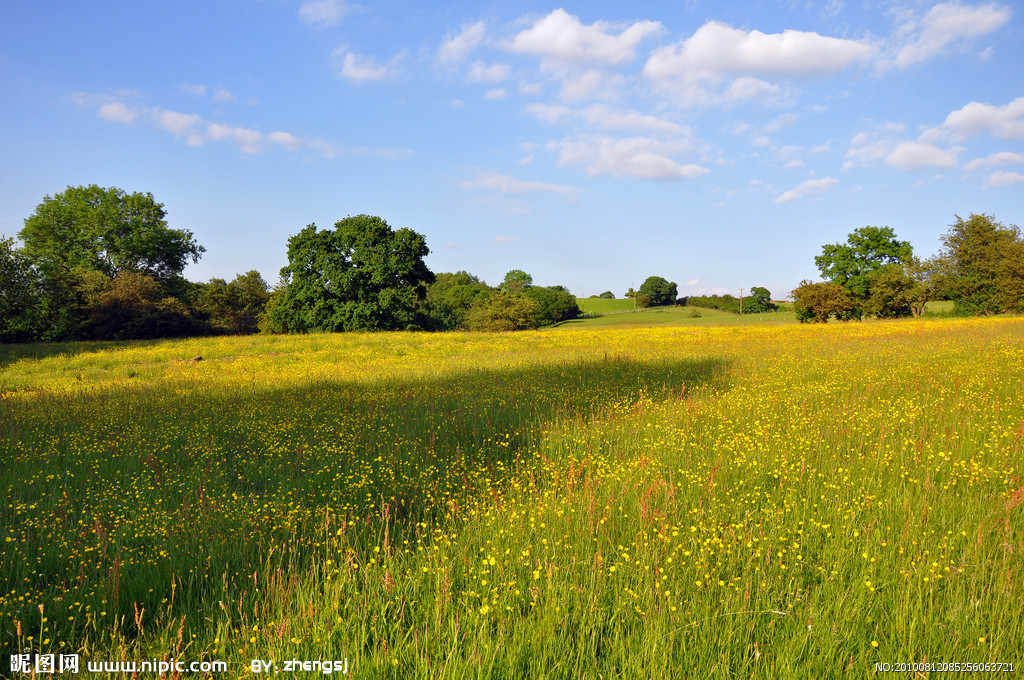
[0,186,581,342]
[3,185,1021,342]
[792,216,1024,322]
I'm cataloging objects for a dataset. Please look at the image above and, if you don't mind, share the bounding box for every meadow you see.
[1,317,1022,677]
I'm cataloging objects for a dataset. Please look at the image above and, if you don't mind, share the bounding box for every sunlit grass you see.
[2,318,1022,677]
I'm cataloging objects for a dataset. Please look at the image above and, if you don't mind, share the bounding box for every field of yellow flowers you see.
[1,317,1022,677]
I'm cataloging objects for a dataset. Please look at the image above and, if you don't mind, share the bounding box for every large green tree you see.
[499,269,533,292]
[196,270,271,335]
[523,285,580,324]
[20,185,205,281]
[792,280,855,323]
[638,276,678,306]
[263,215,433,333]
[935,213,1024,315]
[815,227,913,310]
[424,271,492,330]
[466,291,542,331]
[0,237,45,342]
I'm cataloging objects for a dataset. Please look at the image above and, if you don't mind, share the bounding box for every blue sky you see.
[1,0,1021,299]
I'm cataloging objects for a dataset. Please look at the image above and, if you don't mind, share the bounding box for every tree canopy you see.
[424,271,492,330]
[815,226,913,301]
[791,280,855,323]
[936,213,1024,315]
[638,276,678,306]
[499,269,533,291]
[263,215,434,333]
[20,185,205,281]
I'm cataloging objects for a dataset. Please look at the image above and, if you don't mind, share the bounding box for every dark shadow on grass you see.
[0,337,199,371]
[1,353,734,643]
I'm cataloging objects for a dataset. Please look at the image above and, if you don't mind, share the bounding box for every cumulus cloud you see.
[151,108,205,145]
[483,88,507,101]
[466,61,511,84]
[462,169,582,202]
[884,141,959,170]
[942,97,1024,140]
[207,123,264,154]
[180,83,207,97]
[180,83,239,104]
[508,9,662,65]
[73,93,403,159]
[964,151,1024,170]
[557,69,624,102]
[984,170,1024,188]
[268,131,304,151]
[645,21,873,80]
[97,102,140,124]
[775,177,838,203]
[723,77,778,102]
[210,86,237,104]
[495,235,518,243]
[333,49,402,83]
[439,21,486,65]
[526,103,685,136]
[299,0,347,28]
[893,1,1011,68]
[845,127,961,171]
[548,135,709,181]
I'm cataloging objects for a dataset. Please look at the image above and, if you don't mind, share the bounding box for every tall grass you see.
[1,318,1022,677]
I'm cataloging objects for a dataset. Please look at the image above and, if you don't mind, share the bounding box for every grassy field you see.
[2,318,1023,677]
[576,298,636,315]
[564,304,796,328]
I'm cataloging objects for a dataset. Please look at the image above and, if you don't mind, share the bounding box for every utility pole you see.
[740,288,744,314]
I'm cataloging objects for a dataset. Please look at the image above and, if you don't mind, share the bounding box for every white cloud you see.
[466,61,512,84]
[525,103,574,124]
[180,83,238,104]
[483,88,507,101]
[645,21,873,80]
[268,131,304,151]
[884,141,959,170]
[77,94,361,158]
[151,108,204,145]
[462,169,582,202]
[548,135,709,181]
[207,123,264,154]
[181,83,207,97]
[558,69,624,102]
[775,177,838,203]
[984,170,1024,188]
[210,86,237,104]
[439,21,486,65]
[495,235,518,243]
[333,49,402,83]
[893,1,1011,68]
[845,127,961,171]
[526,103,685,136]
[300,0,347,28]
[97,102,140,124]
[942,97,1024,140]
[723,77,778,102]
[508,9,662,65]
[580,105,685,136]
[351,146,415,160]
[964,151,1024,170]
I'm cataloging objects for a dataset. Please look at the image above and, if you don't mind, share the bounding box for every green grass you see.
[563,303,796,328]
[575,297,637,315]
[2,318,1022,677]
